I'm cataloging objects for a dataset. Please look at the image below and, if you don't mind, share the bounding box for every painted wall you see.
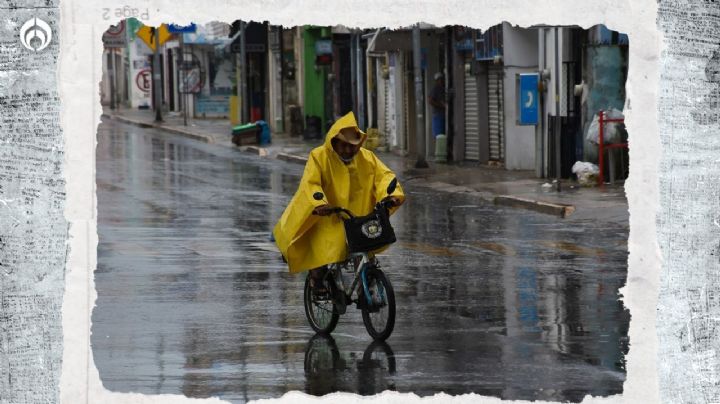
[376,62,387,143]
[128,38,153,109]
[100,50,111,105]
[391,51,406,151]
[303,27,325,130]
[502,24,539,170]
[503,23,539,67]
[268,26,284,132]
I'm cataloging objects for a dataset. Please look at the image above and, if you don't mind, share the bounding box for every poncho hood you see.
[323,112,367,151]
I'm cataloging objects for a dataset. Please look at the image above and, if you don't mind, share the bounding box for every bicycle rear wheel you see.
[304,273,339,334]
[361,268,396,340]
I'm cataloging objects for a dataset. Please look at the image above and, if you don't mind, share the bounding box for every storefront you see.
[177,27,231,118]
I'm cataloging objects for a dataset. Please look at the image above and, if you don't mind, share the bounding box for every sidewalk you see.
[101,107,628,223]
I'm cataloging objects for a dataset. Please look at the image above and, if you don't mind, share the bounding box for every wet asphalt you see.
[92,119,630,403]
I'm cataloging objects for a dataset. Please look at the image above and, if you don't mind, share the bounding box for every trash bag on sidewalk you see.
[256,120,271,146]
[585,108,625,145]
[572,161,599,187]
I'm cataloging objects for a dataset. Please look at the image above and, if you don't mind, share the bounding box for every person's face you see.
[332,130,361,162]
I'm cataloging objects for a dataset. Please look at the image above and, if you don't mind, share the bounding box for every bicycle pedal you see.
[335,300,347,315]
[337,292,351,314]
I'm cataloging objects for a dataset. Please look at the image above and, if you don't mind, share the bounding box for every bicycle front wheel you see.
[304,273,339,334]
[361,268,396,340]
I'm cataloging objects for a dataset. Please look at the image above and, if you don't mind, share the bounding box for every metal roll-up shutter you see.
[383,75,391,140]
[488,65,505,162]
[464,59,480,161]
[404,68,410,152]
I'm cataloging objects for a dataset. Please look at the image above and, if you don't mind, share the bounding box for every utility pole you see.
[412,24,428,168]
[239,21,248,123]
[554,27,561,190]
[109,49,117,110]
[152,26,163,122]
[356,33,365,129]
[235,34,242,124]
[179,33,187,126]
[536,28,545,178]
[350,33,357,117]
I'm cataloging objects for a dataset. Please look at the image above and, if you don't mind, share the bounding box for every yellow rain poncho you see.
[273,112,405,274]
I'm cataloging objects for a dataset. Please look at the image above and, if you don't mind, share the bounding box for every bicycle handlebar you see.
[379,197,397,209]
[311,206,353,217]
[312,198,396,218]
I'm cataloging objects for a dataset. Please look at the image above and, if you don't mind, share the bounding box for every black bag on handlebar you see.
[343,205,396,253]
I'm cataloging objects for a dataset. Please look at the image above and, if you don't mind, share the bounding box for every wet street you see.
[92,119,630,403]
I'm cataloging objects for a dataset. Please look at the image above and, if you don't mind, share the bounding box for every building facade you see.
[104,21,628,180]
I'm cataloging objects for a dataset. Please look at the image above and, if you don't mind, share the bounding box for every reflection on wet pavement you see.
[93,119,630,403]
[303,335,397,397]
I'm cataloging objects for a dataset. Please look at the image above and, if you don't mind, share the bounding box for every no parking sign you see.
[135,69,151,93]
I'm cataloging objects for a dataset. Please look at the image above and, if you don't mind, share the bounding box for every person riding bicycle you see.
[272,111,405,287]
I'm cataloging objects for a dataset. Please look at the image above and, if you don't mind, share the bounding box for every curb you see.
[494,195,575,218]
[242,146,268,157]
[276,152,308,165]
[103,113,214,143]
[404,178,575,218]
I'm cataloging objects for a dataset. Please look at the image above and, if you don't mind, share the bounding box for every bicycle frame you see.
[325,252,377,306]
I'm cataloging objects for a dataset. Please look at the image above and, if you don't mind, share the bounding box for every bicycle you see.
[303,178,400,341]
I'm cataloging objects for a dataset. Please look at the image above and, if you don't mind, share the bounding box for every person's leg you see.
[310,265,326,279]
[309,266,328,293]
[432,113,444,138]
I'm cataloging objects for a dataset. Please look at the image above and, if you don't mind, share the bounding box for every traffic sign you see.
[315,40,332,55]
[181,68,202,93]
[179,51,203,94]
[135,69,151,93]
[102,21,127,48]
[136,24,173,51]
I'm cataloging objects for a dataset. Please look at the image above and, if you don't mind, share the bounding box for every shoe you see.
[310,277,328,296]
[334,290,347,315]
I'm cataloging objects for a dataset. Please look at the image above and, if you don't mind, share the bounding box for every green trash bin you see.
[231,123,261,146]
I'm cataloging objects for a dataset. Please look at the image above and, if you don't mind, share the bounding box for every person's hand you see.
[386,196,403,207]
[312,204,333,216]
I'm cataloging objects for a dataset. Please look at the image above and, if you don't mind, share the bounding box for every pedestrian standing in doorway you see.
[429,72,446,138]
